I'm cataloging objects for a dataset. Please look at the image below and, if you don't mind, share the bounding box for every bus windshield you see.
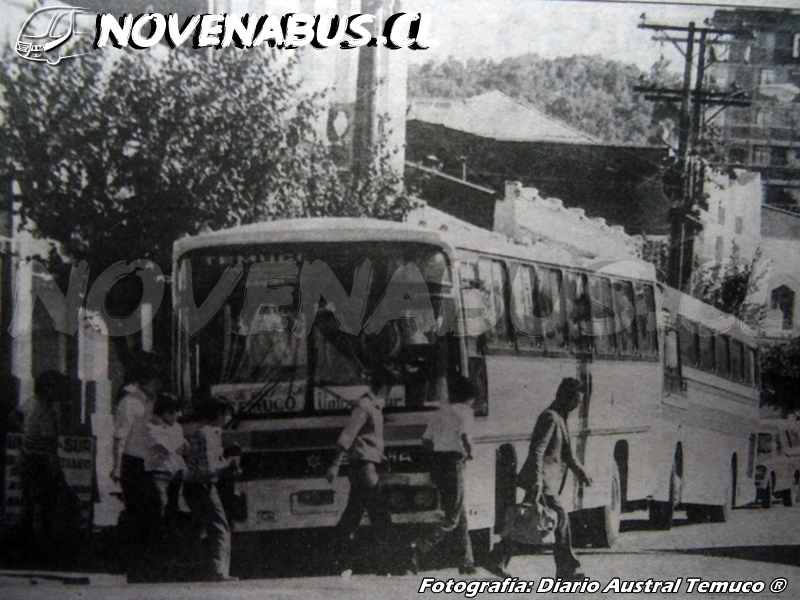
[177,241,456,418]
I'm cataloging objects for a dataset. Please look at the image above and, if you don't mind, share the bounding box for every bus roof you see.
[174,215,656,283]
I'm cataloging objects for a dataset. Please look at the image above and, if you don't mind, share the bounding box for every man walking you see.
[410,377,477,574]
[491,377,592,580]
[326,367,403,576]
[183,396,240,582]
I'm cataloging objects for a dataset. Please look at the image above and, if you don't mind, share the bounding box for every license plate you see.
[293,489,335,506]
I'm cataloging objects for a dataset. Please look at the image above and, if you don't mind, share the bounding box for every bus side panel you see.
[586,359,663,504]
[469,355,578,529]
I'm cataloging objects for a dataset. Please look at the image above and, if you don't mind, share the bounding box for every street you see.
[2,504,799,600]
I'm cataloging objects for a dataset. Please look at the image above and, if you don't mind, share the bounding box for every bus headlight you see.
[413,488,438,511]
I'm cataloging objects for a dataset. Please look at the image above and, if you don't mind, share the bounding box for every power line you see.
[634,16,752,291]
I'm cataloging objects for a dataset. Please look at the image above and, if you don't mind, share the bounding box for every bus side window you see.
[745,347,756,387]
[663,328,684,393]
[533,265,567,352]
[563,270,591,354]
[730,339,744,383]
[477,259,513,349]
[634,282,658,357]
[699,327,716,373]
[588,274,617,356]
[678,321,699,368]
[508,263,539,349]
[612,279,638,357]
[715,335,731,379]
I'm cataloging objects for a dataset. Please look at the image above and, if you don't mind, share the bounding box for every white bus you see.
[171,216,760,554]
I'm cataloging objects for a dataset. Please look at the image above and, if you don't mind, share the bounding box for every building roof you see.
[408,91,600,145]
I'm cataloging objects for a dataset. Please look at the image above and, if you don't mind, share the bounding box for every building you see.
[710,8,800,209]
[759,205,800,339]
[406,91,671,237]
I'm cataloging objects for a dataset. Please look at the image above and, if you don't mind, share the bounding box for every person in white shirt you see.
[411,377,477,575]
[111,352,164,515]
[142,394,187,520]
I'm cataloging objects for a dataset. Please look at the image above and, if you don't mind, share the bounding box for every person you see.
[111,351,165,517]
[183,396,240,582]
[18,370,74,555]
[124,392,188,580]
[141,393,187,522]
[410,377,477,575]
[490,377,592,581]
[325,367,405,577]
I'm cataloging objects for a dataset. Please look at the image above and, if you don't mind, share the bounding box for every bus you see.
[171,216,760,554]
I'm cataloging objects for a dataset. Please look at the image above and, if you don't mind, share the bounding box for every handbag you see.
[501,498,557,545]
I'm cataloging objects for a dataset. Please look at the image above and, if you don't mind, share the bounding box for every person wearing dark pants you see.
[326,368,404,577]
[19,370,79,563]
[490,377,592,581]
[411,377,477,574]
[184,397,240,582]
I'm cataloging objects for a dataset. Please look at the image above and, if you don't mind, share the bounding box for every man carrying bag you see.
[489,378,592,580]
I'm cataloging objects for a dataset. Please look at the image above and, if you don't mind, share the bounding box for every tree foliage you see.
[688,243,765,329]
[409,54,681,145]
[761,338,800,415]
[0,48,412,273]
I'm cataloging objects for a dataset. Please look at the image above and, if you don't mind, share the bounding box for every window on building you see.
[771,147,789,166]
[753,146,771,166]
[715,237,724,262]
[729,146,749,164]
[770,285,795,330]
[735,216,744,235]
[793,33,800,59]
[718,205,725,225]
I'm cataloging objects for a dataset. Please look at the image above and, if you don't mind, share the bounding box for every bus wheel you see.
[572,462,621,549]
[794,472,800,505]
[781,489,794,507]
[649,462,679,530]
[760,479,773,509]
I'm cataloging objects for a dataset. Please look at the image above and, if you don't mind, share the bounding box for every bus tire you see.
[572,463,621,549]
[760,479,773,509]
[649,462,679,530]
[781,489,794,507]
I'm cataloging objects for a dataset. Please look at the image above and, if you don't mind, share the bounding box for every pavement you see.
[2,507,800,599]
[1,551,798,600]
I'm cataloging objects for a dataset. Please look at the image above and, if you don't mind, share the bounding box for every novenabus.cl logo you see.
[16,6,93,65]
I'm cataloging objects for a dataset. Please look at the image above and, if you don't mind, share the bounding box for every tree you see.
[408,54,678,145]
[688,243,765,330]
[761,339,800,415]
[0,47,412,276]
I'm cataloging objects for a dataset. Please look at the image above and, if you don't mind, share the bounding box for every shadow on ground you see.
[670,546,800,568]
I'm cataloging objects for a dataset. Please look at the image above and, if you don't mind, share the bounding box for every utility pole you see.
[635,18,750,291]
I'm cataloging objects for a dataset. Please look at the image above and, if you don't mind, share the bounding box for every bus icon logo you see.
[15,6,93,66]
